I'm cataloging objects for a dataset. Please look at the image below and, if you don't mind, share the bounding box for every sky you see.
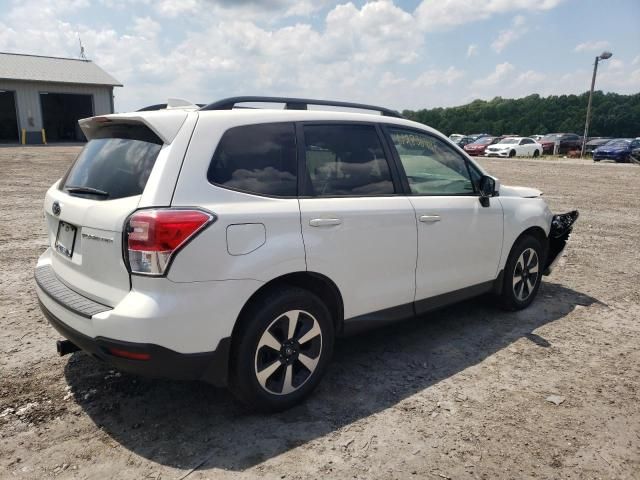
[0,0,638,112]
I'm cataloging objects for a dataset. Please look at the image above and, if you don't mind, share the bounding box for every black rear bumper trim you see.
[39,300,230,387]
[35,265,112,318]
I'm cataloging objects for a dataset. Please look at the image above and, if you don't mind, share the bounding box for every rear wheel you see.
[499,235,544,310]
[229,287,334,411]
[533,149,540,158]
[509,150,516,158]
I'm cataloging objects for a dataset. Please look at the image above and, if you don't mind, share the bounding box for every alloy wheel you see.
[513,248,539,301]
[254,310,323,395]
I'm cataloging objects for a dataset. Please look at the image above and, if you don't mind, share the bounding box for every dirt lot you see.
[1,146,639,480]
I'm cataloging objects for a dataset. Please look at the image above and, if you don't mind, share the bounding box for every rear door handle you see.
[419,215,441,223]
[309,218,342,227]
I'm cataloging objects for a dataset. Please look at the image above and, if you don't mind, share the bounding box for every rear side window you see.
[303,124,394,196]
[207,123,297,197]
[61,124,162,200]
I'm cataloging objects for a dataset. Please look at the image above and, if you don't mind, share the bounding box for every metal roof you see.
[0,52,122,87]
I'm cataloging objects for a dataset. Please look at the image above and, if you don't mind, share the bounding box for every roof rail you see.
[199,96,403,118]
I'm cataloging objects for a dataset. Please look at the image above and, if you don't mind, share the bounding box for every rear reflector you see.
[125,208,214,275]
[108,348,151,361]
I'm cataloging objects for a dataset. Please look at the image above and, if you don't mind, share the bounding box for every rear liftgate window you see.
[207,123,297,197]
[60,124,163,200]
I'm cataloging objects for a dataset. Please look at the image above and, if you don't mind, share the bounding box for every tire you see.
[498,235,545,311]
[229,287,335,411]
[533,149,540,158]
[509,150,516,158]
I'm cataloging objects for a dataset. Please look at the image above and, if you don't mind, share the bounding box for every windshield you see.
[631,140,640,148]
[498,138,518,145]
[604,139,631,146]
[541,134,560,141]
[60,124,163,200]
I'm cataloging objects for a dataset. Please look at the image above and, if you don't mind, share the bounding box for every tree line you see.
[402,91,640,138]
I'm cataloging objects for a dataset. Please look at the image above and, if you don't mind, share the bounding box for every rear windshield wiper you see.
[65,186,110,197]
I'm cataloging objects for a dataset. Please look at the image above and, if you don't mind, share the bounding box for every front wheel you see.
[498,235,544,310]
[509,150,516,158]
[229,287,334,411]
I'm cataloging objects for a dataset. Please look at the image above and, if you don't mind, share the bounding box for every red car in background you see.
[539,133,582,154]
[463,136,505,156]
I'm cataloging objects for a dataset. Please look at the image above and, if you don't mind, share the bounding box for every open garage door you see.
[40,92,93,142]
[0,90,19,143]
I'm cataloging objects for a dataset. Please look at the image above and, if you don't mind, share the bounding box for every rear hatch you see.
[44,122,165,306]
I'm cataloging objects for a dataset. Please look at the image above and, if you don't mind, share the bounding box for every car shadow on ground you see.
[64,282,601,472]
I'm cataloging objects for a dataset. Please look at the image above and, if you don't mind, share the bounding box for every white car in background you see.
[449,133,464,144]
[34,96,578,411]
[485,137,542,158]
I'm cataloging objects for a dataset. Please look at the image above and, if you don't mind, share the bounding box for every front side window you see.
[388,128,475,196]
[207,123,297,197]
[303,124,394,196]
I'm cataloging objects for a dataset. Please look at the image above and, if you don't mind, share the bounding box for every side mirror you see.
[478,175,497,207]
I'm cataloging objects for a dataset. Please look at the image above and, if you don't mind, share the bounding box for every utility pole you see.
[581,51,612,158]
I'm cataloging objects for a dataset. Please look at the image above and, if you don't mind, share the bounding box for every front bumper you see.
[464,149,485,156]
[593,152,625,162]
[39,300,231,386]
[544,210,579,275]
[485,151,510,157]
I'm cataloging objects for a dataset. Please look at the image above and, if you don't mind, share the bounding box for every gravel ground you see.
[1,146,639,480]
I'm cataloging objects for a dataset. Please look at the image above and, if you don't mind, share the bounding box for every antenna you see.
[78,35,87,60]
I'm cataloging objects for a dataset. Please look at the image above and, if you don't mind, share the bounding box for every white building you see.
[0,52,121,144]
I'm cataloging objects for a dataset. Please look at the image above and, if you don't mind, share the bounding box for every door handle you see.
[419,215,441,223]
[309,218,342,227]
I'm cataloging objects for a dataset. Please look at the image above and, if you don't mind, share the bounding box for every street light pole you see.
[581,51,612,158]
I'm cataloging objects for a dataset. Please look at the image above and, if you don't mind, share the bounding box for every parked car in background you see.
[630,138,640,163]
[464,136,504,156]
[468,133,491,141]
[449,134,464,144]
[485,137,542,158]
[585,137,612,155]
[593,138,634,162]
[531,135,544,142]
[455,136,476,148]
[539,133,582,154]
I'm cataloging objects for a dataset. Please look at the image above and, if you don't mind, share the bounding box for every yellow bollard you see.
[21,128,26,145]
[41,129,47,145]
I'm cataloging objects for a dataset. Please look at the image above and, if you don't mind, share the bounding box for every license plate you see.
[55,221,77,258]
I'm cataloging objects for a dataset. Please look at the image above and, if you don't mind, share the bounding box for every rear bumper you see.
[34,248,263,386]
[38,298,231,386]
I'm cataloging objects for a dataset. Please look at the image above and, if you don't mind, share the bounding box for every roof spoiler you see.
[79,110,189,144]
[199,96,403,118]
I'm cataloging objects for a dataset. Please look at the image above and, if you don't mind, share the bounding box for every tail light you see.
[125,208,215,276]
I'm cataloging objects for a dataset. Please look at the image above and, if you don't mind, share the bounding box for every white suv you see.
[34,97,578,411]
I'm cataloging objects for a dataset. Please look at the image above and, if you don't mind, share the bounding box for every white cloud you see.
[492,15,527,53]
[2,0,635,114]
[574,40,610,53]
[473,62,515,87]
[413,67,465,87]
[415,0,565,30]
[132,17,161,38]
